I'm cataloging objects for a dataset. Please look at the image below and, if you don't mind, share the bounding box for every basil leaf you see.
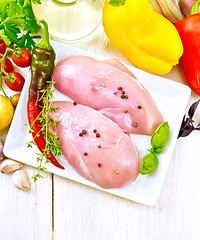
[178,98,200,138]
[151,121,170,154]
[109,0,126,6]
[188,99,200,119]
[140,153,158,175]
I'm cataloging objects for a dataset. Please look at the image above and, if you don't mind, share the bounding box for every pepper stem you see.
[109,0,126,6]
[190,0,200,15]
[36,20,53,51]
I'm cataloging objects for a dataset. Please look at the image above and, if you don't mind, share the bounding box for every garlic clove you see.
[12,170,30,191]
[0,159,22,174]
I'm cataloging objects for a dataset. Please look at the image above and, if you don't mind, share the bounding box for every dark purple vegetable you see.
[0,137,4,161]
[178,99,200,138]
[180,0,196,16]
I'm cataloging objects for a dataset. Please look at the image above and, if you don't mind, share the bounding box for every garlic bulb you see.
[12,170,30,191]
[0,159,22,174]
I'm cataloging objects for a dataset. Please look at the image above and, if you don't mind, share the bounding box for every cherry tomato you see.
[12,48,32,68]
[0,57,14,75]
[0,40,6,54]
[11,93,20,107]
[4,71,25,91]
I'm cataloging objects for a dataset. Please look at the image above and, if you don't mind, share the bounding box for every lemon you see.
[0,95,14,131]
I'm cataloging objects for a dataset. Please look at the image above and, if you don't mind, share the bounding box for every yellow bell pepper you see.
[102,0,183,75]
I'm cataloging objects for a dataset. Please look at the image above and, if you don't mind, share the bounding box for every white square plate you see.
[3,41,191,206]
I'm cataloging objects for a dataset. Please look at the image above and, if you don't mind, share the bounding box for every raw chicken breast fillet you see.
[52,101,140,189]
[52,56,164,135]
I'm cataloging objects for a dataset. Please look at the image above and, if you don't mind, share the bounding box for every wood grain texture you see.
[1,21,200,240]
[0,78,53,240]
[53,136,200,240]
[0,164,52,240]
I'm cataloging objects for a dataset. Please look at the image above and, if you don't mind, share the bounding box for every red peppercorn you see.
[98,163,102,168]
[118,87,123,91]
[96,133,101,138]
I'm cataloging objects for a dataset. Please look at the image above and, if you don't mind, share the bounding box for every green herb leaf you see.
[31,0,41,5]
[0,0,41,50]
[7,2,23,17]
[4,17,24,26]
[27,80,63,182]
[109,0,126,6]
[140,122,170,175]
[140,153,158,175]
[24,18,40,33]
[151,121,170,154]
[0,30,11,46]
[23,4,40,33]
[32,173,43,182]
[18,32,36,51]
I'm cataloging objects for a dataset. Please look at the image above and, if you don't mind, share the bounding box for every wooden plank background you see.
[1,24,200,240]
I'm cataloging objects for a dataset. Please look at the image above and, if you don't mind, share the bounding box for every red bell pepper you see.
[175,1,200,96]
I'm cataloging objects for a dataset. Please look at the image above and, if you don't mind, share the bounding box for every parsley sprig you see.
[26,79,63,182]
[0,0,41,51]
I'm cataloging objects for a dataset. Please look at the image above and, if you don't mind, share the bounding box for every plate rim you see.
[3,40,191,206]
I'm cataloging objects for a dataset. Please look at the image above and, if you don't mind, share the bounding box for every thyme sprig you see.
[26,79,63,182]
